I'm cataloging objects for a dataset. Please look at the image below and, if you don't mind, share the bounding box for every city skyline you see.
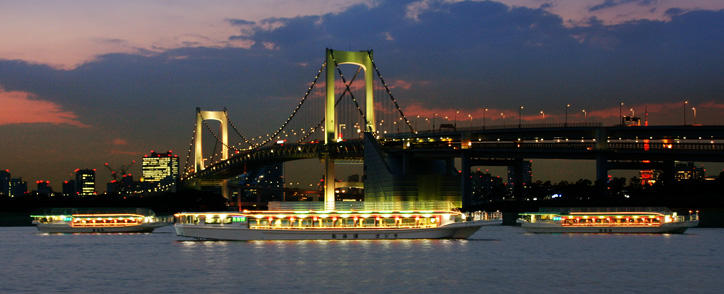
[2,0,724,190]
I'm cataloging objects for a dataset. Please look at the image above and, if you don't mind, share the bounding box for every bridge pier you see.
[595,155,609,194]
[663,159,675,185]
[221,179,230,201]
[461,152,472,211]
[511,157,524,200]
[323,155,336,211]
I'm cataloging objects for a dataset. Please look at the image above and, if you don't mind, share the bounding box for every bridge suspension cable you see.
[226,116,254,149]
[201,119,240,153]
[257,62,326,147]
[183,123,198,177]
[369,51,416,133]
[296,67,364,143]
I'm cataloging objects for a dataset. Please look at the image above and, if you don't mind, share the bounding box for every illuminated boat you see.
[518,208,699,233]
[31,213,171,233]
[174,210,502,240]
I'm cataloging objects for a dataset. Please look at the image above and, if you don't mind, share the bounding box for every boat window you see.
[363,218,376,227]
[382,218,395,227]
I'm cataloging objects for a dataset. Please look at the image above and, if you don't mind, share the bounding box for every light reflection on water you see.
[0,226,722,293]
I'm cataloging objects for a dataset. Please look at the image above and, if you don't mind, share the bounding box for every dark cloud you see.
[1,0,722,125]
[1,0,724,186]
[227,18,255,26]
[665,8,686,17]
[589,0,658,12]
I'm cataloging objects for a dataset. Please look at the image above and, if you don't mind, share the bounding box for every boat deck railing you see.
[267,201,459,211]
[248,224,440,230]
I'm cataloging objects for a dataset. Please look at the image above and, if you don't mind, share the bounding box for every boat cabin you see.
[175,210,466,229]
[519,211,686,227]
[31,213,151,228]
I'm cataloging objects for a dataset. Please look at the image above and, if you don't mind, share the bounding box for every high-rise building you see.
[75,169,96,196]
[507,161,532,187]
[0,169,10,197]
[142,150,180,184]
[2,170,28,197]
[9,178,27,197]
[36,180,52,195]
[675,162,705,182]
[62,180,77,196]
[471,169,506,203]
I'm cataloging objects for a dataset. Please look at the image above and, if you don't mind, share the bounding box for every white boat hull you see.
[520,220,698,234]
[174,220,500,240]
[36,222,170,233]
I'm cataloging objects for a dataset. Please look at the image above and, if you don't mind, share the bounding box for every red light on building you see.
[74,168,80,173]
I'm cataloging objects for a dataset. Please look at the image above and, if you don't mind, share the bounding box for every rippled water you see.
[1,226,722,293]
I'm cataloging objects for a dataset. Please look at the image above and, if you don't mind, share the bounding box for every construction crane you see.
[104,160,136,183]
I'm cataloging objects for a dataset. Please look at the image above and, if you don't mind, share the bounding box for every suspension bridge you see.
[181,49,724,210]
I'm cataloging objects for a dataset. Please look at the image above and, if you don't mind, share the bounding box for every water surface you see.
[1,226,722,293]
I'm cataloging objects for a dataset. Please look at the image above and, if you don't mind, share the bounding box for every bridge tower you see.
[194,107,229,172]
[324,49,376,210]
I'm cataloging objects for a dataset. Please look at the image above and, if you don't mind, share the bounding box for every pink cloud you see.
[0,87,88,127]
[390,80,413,90]
[400,100,724,126]
[110,149,141,156]
[111,138,128,145]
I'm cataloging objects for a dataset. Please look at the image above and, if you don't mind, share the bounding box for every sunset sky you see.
[2,0,724,190]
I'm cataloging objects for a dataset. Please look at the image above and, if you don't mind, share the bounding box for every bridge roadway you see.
[184,124,724,182]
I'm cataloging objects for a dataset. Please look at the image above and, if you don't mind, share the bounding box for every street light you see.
[454,110,460,128]
[619,101,624,126]
[482,108,488,129]
[519,105,524,128]
[540,110,545,120]
[692,107,697,125]
[565,104,571,127]
[468,114,473,127]
[500,112,505,128]
[582,109,587,120]
[683,99,688,125]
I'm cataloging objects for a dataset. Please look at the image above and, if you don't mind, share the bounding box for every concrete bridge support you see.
[194,108,229,172]
[663,159,676,185]
[510,157,525,200]
[596,155,609,191]
[323,155,336,211]
[323,49,377,210]
[461,152,472,211]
